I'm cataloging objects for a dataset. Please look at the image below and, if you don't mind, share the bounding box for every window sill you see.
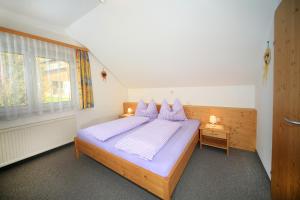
[0,111,76,130]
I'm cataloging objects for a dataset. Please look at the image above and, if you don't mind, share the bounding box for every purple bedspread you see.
[77,119,200,177]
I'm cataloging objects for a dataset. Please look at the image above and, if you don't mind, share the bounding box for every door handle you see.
[284,117,300,126]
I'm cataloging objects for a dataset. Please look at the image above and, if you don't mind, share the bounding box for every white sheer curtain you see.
[0,32,79,120]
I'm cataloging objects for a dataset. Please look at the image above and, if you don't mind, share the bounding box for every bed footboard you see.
[74,129,199,200]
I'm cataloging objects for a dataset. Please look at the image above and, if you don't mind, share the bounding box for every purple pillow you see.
[144,100,158,119]
[172,99,188,120]
[135,100,158,119]
[162,99,171,110]
[135,100,147,116]
[158,99,187,121]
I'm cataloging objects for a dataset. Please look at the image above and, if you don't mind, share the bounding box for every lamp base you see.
[208,123,216,128]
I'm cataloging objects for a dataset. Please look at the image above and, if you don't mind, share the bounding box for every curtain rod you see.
[0,26,89,52]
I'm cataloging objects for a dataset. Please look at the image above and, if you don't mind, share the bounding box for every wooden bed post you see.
[74,137,80,159]
[163,183,171,200]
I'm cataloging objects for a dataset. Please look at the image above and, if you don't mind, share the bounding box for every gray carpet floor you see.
[0,144,271,200]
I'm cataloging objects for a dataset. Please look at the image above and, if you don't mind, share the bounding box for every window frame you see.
[0,32,79,118]
[0,51,28,108]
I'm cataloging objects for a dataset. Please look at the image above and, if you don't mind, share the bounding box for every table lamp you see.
[127,107,133,114]
[209,115,217,127]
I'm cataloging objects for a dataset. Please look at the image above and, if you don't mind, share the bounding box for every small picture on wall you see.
[101,68,107,81]
[263,41,271,81]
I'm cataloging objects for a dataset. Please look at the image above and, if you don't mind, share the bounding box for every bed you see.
[74,119,200,200]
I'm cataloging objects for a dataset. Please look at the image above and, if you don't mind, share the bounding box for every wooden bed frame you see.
[74,128,199,200]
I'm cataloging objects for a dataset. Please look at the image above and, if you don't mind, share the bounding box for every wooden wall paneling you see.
[123,102,257,152]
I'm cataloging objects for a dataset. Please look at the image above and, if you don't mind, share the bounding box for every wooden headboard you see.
[123,102,257,152]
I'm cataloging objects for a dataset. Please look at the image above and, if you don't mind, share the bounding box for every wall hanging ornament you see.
[263,41,271,81]
[101,68,107,80]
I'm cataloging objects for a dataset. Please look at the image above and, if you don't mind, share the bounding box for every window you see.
[0,32,79,120]
[0,52,26,107]
[36,57,71,103]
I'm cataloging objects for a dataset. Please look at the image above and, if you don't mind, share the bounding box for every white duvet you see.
[81,116,150,142]
[115,119,182,160]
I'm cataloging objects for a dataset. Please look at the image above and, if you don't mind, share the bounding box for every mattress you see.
[77,119,200,177]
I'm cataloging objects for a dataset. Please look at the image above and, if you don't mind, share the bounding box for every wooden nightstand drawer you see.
[199,124,230,156]
[202,129,227,139]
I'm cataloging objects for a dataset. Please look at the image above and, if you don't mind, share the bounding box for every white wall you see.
[0,51,127,166]
[0,1,280,174]
[128,85,255,108]
[255,0,280,179]
[0,7,78,46]
[76,54,127,129]
[0,53,127,130]
[255,27,274,180]
[0,8,128,129]
[68,0,276,88]
[0,9,127,166]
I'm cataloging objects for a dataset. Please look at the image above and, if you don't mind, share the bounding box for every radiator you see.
[0,116,77,168]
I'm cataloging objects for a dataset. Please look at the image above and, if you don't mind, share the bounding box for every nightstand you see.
[199,124,230,156]
[119,113,134,118]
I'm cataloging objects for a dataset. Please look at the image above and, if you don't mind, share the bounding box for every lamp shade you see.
[127,107,133,114]
[209,115,217,124]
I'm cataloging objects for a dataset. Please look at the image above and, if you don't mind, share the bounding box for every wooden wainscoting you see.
[123,102,257,152]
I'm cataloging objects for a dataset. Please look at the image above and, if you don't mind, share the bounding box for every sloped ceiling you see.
[0,0,277,88]
[0,0,99,27]
[67,0,278,88]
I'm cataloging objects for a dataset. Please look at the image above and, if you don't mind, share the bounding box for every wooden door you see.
[272,0,300,199]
